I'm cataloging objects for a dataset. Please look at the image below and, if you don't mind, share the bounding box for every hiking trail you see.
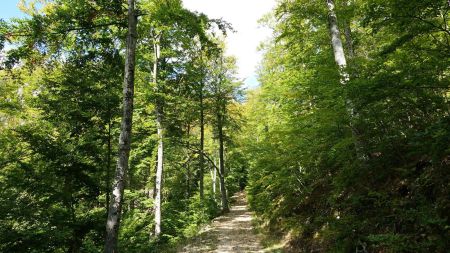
[179,192,270,253]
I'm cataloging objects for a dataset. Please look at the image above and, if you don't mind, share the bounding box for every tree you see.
[1,1,125,252]
[243,0,450,251]
[208,55,240,212]
[1,0,242,252]
[105,0,138,251]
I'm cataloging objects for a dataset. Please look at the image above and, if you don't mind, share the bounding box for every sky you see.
[0,0,276,88]
[0,1,25,19]
[183,0,276,88]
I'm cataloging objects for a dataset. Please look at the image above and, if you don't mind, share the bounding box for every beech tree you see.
[105,0,138,251]
[2,1,447,252]
[244,0,450,252]
[1,0,238,251]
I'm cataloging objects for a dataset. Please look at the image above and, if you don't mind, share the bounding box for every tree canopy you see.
[0,0,449,252]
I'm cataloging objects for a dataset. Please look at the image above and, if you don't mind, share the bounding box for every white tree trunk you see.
[152,35,164,237]
[105,0,137,252]
[217,110,228,212]
[186,125,191,197]
[326,0,349,84]
[154,114,163,236]
[199,87,205,199]
[212,157,217,195]
[326,0,367,161]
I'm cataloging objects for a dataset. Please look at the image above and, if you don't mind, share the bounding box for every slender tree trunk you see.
[344,24,354,59]
[326,0,348,82]
[199,85,205,199]
[106,116,112,210]
[152,34,164,237]
[105,0,137,252]
[217,110,228,212]
[154,110,163,236]
[212,156,217,196]
[343,0,354,59]
[186,124,191,197]
[66,178,79,253]
[69,230,83,253]
[326,0,366,161]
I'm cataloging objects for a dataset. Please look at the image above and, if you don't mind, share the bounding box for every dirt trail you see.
[179,192,265,253]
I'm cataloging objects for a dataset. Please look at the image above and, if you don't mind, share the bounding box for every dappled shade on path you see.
[180,192,264,253]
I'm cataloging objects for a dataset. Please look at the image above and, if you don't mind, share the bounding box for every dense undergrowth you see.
[1,0,449,252]
[242,0,450,252]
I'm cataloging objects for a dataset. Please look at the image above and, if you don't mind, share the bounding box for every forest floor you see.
[178,192,283,253]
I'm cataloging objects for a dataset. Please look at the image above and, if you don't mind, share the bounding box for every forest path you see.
[178,192,266,253]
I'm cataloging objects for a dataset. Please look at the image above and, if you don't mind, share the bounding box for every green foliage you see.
[1,0,242,252]
[4,0,447,252]
[243,0,450,252]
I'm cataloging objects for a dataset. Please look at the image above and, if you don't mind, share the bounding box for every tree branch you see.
[5,21,126,38]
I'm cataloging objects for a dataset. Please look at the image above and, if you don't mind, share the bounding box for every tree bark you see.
[104,1,138,252]
[69,229,83,253]
[154,110,163,236]
[199,84,205,200]
[344,24,354,59]
[217,109,228,212]
[106,116,112,210]
[152,33,164,237]
[212,156,217,196]
[326,0,366,161]
[186,124,192,197]
[326,0,348,83]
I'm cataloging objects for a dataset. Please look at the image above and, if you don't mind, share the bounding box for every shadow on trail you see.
[179,192,264,253]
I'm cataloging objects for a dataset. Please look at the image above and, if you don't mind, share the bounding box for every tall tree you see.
[1,0,240,252]
[152,30,164,237]
[326,0,366,161]
[105,0,138,251]
[216,100,228,212]
[244,0,450,252]
[199,74,206,200]
[209,55,240,212]
[326,0,348,81]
